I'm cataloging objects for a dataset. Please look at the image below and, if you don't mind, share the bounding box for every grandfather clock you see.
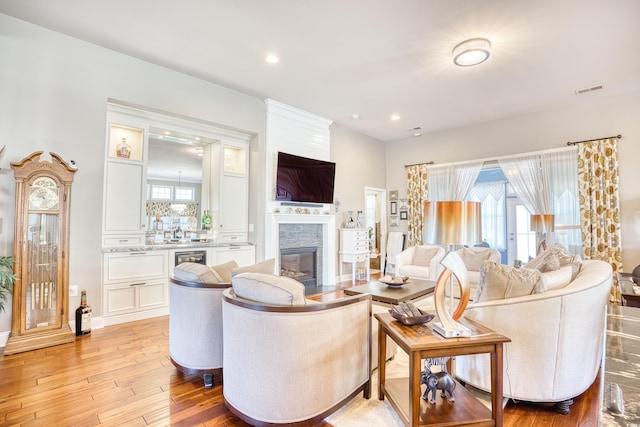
[4,152,77,355]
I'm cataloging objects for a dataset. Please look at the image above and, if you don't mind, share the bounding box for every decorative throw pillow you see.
[211,260,239,283]
[525,243,582,281]
[474,261,541,303]
[459,248,496,271]
[231,258,275,276]
[534,265,573,293]
[231,272,306,306]
[412,246,440,266]
[173,262,222,284]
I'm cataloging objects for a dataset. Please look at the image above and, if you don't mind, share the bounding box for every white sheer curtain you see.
[542,147,581,254]
[498,155,549,215]
[427,162,483,201]
[467,180,506,250]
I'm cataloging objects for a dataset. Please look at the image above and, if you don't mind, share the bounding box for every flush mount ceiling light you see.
[265,54,279,64]
[452,38,491,67]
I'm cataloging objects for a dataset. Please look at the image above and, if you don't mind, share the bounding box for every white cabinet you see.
[218,145,248,242]
[102,250,169,325]
[339,228,370,285]
[102,120,147,246]
[213,245,255,267]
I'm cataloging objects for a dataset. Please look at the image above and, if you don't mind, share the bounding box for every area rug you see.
[324,351,495,426]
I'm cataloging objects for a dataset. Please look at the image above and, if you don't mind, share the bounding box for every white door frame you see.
[364,187,387,272]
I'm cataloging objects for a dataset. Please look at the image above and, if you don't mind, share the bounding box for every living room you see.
[0,1,639,425]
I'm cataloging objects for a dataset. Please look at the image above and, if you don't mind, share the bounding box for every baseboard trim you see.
[0,331,9,348]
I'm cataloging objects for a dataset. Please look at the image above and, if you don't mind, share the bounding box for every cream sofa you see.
[222,273,371,426]
[452,259,612,414]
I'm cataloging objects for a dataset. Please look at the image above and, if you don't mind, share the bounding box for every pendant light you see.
[171,171,187,213]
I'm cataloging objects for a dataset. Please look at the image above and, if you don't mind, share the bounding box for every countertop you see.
[102,241,254,253]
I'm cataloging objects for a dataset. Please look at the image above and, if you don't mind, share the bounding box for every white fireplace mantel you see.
[265,213,336,286]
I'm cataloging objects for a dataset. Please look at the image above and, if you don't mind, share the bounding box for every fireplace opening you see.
[280,247,317,287]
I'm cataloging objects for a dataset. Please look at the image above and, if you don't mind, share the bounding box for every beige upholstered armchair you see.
[222,272,371,425]
[169,259,275,388]
[394,244,445,281]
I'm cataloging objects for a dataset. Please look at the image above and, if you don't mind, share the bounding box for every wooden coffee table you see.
[375,312,511,427]
[344,278,436,305]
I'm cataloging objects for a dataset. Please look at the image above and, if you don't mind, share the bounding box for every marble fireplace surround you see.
[265,213,336,287]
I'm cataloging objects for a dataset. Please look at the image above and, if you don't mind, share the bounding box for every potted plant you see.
[0,256,16,313]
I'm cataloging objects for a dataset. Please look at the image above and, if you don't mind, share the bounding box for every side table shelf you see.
[375,312,511,427]
[384,378,492,426]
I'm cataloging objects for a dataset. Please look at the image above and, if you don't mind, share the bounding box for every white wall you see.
[331,125,387,273]
[0,14,390,337]
[0,14,265,331]
[385,89,640,270]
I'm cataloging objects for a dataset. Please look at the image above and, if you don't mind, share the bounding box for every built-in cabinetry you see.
[102,250,169,326]
[101,102,253,325]
[217,145,248,243]
[214,245,254,266]
[339,228,370,285]
[102,122,147,247]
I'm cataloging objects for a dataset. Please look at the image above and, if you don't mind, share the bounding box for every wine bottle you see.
[75,290,92,336]
[202,210,212,230]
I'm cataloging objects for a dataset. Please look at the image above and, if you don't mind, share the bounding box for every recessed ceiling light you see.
[164,131,171,135]
[351,113,360,119]
[453,38,491,67]
[391,114,400,121]
[413,132,422,137]
[265,55,279,64]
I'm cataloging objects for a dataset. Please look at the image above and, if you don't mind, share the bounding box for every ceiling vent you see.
[575,85,603,95]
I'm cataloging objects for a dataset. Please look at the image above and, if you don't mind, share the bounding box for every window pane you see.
[151,185,172,200]
[175,187,194,201]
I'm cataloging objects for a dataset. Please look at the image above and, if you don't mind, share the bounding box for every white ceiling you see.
[1,0,639,142]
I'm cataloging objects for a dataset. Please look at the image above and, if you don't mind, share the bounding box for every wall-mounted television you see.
[275,152,336,204]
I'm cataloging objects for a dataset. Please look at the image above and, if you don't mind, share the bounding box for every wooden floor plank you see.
[0,300,601,426]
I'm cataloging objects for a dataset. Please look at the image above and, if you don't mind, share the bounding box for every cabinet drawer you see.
[219,233,248,243]
[103,235,145,247]
[139,281,168,309]
[104,283,137,315]
[103,251,168,284]
[214,246,255,267]
[103,279,167,316]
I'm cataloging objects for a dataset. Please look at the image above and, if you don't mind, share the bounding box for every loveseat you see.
[453,258,612,414]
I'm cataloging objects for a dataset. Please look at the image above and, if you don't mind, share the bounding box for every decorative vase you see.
[356,211,364,228]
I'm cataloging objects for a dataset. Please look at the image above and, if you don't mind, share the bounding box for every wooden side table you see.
[375,312,511,427]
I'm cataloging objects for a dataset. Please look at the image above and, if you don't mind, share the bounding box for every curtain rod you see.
[404,161,434,168]
[567,134,621,146]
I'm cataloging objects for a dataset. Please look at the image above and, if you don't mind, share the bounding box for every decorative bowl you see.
[379,276,410,287]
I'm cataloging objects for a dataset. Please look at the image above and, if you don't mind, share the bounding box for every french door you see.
[506,199,536,266]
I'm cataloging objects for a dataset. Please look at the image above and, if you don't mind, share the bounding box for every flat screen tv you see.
[275,152,336,204]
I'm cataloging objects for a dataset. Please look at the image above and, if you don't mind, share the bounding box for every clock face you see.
[29,178,60,210]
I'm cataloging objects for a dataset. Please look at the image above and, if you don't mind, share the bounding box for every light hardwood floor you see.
[0,297,601,426]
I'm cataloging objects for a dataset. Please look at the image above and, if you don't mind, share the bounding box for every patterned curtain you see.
[577,138,623,302]
[406,164,428,246]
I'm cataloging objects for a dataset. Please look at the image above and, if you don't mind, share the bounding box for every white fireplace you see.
[265,213,336,286]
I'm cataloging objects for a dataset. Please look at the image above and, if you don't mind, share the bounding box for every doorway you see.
[506,199,536,266]
[365,187,387,274]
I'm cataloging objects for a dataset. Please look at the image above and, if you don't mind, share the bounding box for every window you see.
[151,185,172,200]
[175,186,195,202]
